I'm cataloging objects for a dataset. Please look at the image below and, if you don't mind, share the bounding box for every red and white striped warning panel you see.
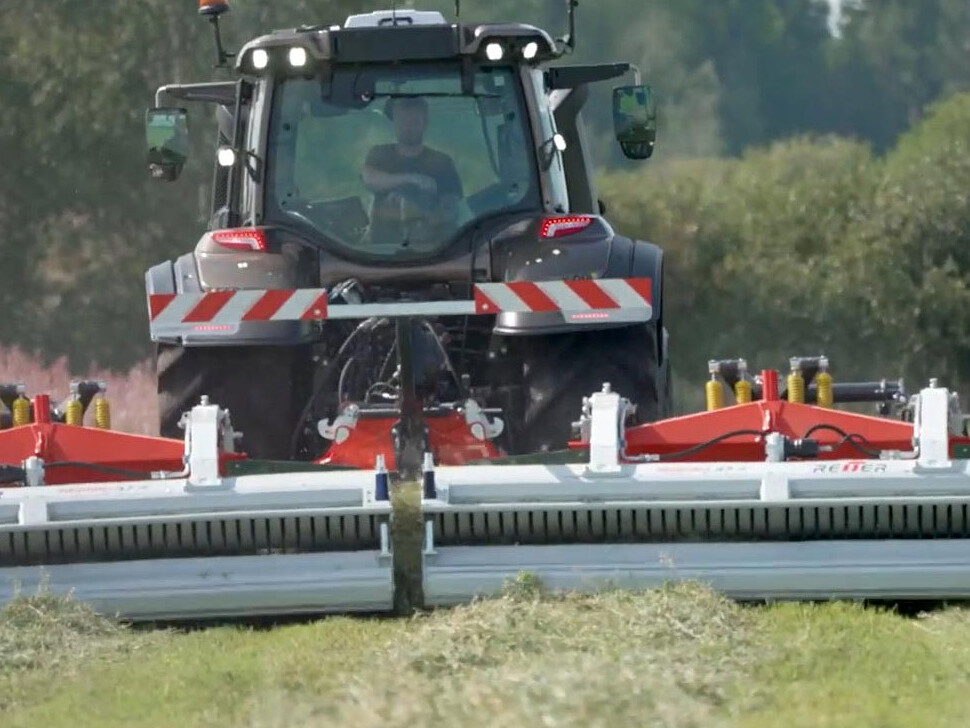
[473,278,652,319]
[148,278,652,336]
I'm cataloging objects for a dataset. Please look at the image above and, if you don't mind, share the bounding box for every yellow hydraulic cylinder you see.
[64,382,83,426]
[65,398,83,426]
[94,387,111,430]
[816,356,834,408]
[787,358,805,404]
[734,379,752,405]
[706,361,724,411]
[706,379,724,411]
[12,395,29,428]
[734,358,752,404]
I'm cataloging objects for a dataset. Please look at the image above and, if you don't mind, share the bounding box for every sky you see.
[828,0,843,33]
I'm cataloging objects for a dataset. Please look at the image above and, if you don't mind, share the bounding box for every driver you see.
[362,97,463,245]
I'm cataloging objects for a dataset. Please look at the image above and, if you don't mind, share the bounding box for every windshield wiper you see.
[371,91,500,99]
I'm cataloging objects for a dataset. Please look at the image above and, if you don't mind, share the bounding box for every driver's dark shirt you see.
[365,145,463,243]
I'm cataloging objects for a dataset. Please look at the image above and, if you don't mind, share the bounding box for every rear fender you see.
[491,217,663,335]
[146,231,319,347]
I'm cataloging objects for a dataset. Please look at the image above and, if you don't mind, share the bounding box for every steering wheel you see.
[286,197,370,240]
[387,184,440,216]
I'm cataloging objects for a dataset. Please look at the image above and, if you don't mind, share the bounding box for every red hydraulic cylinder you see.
[761,370,779,402]
[33,394,51,424]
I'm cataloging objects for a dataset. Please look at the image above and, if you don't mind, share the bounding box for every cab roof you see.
[235,9,559,72]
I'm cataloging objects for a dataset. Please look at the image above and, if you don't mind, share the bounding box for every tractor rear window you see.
[266,65,538,259]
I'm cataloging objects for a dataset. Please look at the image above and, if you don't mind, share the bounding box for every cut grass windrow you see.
[2,581,970,727]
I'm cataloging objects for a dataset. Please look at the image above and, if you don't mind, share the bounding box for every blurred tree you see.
[601,135,879,396]
[0,0,368,368]
[667,0,834,154]
[829,0,970,150]
[1,0,970,380]
[834,93,970,389]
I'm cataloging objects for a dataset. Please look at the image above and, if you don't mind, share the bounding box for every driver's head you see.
[389,97,429,147]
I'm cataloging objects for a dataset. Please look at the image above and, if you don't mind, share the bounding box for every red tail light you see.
[211,228,268,252]
[540,216,594,239]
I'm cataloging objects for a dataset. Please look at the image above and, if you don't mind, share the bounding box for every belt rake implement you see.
[423,362,970,604]
[3,281,970,620]
[0,392,393,619]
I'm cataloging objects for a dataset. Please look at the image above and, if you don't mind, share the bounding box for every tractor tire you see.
[514,324,666,454]
[156,344,310,461]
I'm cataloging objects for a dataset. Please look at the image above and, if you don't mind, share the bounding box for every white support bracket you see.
[759,471,791,502]
[585,384,634,474]
[23,456,45,488]
[18,491,49,526]
[423,518,436,556]
[184,399,233,488]
[319,404,361,444]
[463,400,504,441]
[915,385,955,471]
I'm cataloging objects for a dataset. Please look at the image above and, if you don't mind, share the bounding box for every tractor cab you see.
[147,4,656,264]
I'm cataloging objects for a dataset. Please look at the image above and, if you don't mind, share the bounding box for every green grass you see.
[2,582,970,727]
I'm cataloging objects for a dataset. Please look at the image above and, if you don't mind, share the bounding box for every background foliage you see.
[3,0,970,396]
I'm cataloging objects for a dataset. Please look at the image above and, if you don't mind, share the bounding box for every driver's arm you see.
[362,146,434,193]
[362,165,412,193]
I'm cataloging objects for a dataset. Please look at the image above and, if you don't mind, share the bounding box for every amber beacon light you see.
[198,0,229,17]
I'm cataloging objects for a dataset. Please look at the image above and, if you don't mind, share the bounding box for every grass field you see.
[1,583,969,728]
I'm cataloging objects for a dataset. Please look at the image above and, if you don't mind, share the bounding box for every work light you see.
[217,147,237,168]
[485,42,505,62]
[288,47,308,68]
[251,48,269,70]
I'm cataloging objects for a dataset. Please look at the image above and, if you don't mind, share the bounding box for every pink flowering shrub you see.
[0,349,157,435]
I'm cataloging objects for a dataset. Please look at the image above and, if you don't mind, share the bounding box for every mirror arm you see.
[225,80,252,228]
[628,64,642,87]
[155,82,238,108]
[554,0,580,58]
[207,15,236,69]
[547,63,631,90]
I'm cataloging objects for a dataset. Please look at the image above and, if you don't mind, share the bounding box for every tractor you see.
[146,1,668,471]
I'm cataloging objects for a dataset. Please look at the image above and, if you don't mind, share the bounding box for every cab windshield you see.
[266,64,538,259]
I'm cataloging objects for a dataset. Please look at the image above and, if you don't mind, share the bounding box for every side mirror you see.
[146,107,189,181]
[613,85,657,160]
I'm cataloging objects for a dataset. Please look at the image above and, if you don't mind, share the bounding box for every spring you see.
[787,371,806,404]
[94,396,111,430]
[65,398,83,426]
[12,397,30,428]
[734,379,752,405]
[705,379,724,411]
[816,371,834,408]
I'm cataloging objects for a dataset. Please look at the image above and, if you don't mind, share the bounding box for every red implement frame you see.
[622,370,970,462]
[0,395,187,485]
[319,411,500,471]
